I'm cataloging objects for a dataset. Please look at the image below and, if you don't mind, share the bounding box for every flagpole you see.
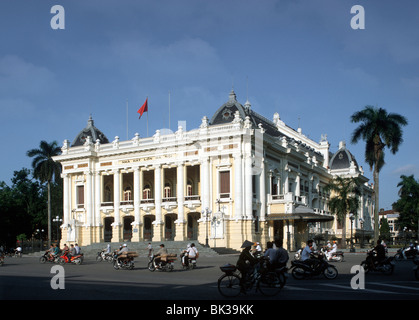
[168,90,171,131]
[147,96,149,137]
[126,99,129,140]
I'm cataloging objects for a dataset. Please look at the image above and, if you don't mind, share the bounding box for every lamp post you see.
[349,213,355,252]
[359,218,364,249]
[201,207,212,247]
[36,229,44,251]
[53,216,62,246]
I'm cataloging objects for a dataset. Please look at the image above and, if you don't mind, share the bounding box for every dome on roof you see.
[71,115,109,147]
[210,89,249,125]
[329,141,359,171]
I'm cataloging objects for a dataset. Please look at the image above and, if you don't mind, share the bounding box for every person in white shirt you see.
[327,241,337,261]
[186,243,198,259]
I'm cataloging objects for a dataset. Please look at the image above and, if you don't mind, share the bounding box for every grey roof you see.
[209,90,323,159]
[71,116,109,147]
[210,89,283,138]
[329,143,359,170]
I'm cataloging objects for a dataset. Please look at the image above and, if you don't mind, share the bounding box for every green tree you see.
[0,169,45,246]
[351,106,408,243]
[325,176,362,248]
[27,141,62,247]
[392,175,419,238]
[379,218,391,242]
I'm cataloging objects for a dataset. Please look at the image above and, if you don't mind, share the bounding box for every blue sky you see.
[0,0,418,211]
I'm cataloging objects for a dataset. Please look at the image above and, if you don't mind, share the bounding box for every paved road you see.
[1,252,418,301]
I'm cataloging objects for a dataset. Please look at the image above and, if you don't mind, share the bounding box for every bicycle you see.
[217,261,282,297]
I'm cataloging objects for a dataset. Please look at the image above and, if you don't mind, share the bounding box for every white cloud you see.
[0,55,55,96]
[392,164,419,176]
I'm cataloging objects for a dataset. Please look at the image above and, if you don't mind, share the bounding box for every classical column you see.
[177,162,185,222]
[296,173,301,197]
[132,166,141,241]
[154,164,162,223]
[133,167,141,223]
[175,162,186,241]
[85,170,93,226]
[234,154,243,219]
[111,169,121,242]
[94,171,101,226]
[153,164,163,241]
[260,159,266,222]
[62,173,70,226]
[94,171,101,242]
[201,158,210,210]
[284,164,289,194]
[244,154,253,219]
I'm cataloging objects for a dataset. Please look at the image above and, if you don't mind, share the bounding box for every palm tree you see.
[27,140,62,247]
[351,106,408,243]
[325,176,362,249]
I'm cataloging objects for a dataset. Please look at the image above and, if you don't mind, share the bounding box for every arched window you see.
[164,183,171,198]
[187,180,193,196]
[143,184,151,199]
[123,186,132,201]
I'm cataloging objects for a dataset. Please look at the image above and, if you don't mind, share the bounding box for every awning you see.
[266,206,334,222]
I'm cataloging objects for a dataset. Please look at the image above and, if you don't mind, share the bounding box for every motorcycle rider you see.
[327,241,337,261]
[301,240,314,261]
[236,240,259,291]
[274,239,289,269]
[184,243,198,267]
[67,244,76,261]
[116,243,129,264]
[301,240,319,270]
[154,244,168,268]
[50,244,60,260]
[62,243,69,254]
[74,243,81,255]
[370,239,386,270]
[264,241,276,270]
[403,242,418,259]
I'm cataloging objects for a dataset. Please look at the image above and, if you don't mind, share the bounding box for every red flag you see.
[137,98,148,119]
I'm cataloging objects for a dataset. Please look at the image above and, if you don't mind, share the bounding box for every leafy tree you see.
[27,141,62,247]
[351,106,408,243]
[379,218,391,242]
[0,169,45,247]
[325,176,362,248]
[393,175,419,238]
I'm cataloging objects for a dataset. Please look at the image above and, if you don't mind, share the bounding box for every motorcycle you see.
[58,251,84,265]
[113,253,135,270]
[96,249,113,263]
[294,248,302,260]
[273,265,288,288]
[39,250,61,264]
[320,247,344,262]
[148,253,177,272]
[394,245,419,261]
[360,250,394,275]
[291,251,338,280]
[180,251,197,270]
[413,255,419,280]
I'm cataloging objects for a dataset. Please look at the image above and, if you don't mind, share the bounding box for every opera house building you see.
[53,90,374,251]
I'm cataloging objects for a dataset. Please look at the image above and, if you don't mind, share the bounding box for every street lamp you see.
[53,216,62,246]
[201,207,212,247]
[359,218,364,249]
[36,229,44,251]
[349,213,355,252]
